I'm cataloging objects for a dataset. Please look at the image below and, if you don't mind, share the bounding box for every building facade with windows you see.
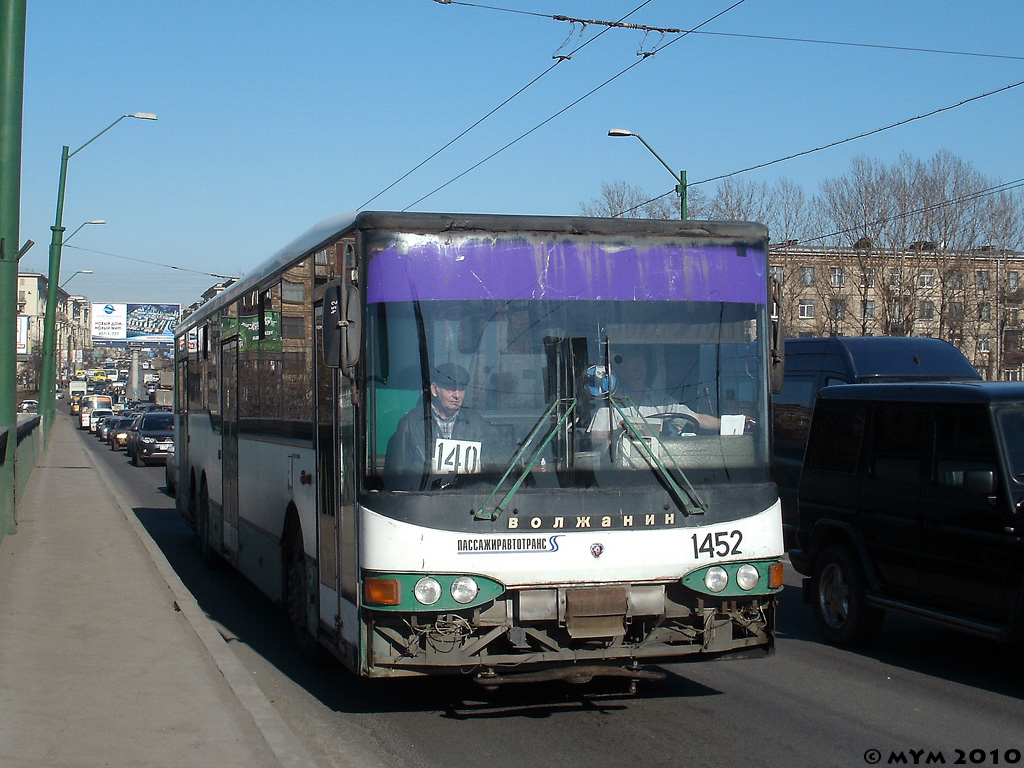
[769,243,1024,381]
[17,272,92,388]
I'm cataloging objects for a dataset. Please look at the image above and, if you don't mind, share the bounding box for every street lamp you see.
[40,112,157,444]
[608,128,686,220]
[60,269,93,289]
[62,219,105,245]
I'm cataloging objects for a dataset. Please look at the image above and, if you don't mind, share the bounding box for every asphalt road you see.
[78,416,1024,768]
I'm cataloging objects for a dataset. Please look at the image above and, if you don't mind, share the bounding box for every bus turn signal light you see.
[364,577,401,606]
[769,562,784,590]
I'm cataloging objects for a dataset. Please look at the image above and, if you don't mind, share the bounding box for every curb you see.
[82,432,322,768]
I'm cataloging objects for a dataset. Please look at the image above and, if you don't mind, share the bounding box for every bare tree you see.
[580,180,705,220]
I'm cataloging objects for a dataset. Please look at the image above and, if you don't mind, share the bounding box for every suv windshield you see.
[365,298,769,493]
[142,414,174,430]
[995,407,1024,478]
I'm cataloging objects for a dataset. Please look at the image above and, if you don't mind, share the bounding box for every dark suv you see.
[129,411,175,466]
[790,381,1024,646]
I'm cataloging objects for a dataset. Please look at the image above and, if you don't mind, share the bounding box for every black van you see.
[790,381,1024,646]
[773,337,980,542]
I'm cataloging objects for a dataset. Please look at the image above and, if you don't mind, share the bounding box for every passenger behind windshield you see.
[588,348,755,444]
[383,363,508,490]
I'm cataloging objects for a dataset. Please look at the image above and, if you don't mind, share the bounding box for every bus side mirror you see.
[770,277,785,394]
[323,281,361,372]
[771,320,785,394]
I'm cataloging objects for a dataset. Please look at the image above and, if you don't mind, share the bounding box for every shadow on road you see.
[774,572,1024,699]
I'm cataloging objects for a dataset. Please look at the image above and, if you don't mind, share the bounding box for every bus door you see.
[177,358,188,517]
[315,303,341,637]
[221,339,239,554]
[315,300,359,648]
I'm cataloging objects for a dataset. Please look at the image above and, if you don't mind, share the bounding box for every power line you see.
[359,1,657,210]
[63,244,238,280]
[613,78,1024,216]
[691,30,1024,62]
[435,1,1024,61]
[696,79,1024,187]
[404,0,750,209]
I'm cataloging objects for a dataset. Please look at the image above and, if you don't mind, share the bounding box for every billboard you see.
[91,303,180,347]
[16,316,29,355]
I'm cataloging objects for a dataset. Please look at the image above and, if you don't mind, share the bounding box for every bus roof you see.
[177,211,768,335]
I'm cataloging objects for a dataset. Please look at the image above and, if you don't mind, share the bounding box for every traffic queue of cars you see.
[86,403,173,467]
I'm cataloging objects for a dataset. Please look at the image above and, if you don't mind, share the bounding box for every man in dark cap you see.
[384,362,506,489]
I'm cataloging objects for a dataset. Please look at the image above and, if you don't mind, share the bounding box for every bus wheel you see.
[812,545,883,646]
[285,531,326,666]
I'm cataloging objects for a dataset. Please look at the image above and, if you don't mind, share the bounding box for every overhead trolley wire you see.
[360,0,659,210]
[614,78,1024,217]
[401,0,750,210]
[436,2,1024,62]
[63,243,239,280]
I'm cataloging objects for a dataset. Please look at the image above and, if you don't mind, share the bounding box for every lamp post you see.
[40,113,156,444]
[62,219,105,246]
[60,268,93,290]
[607,128,686,220]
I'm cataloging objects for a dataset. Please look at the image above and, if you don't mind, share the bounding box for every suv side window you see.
[870,402,928,483]
[805,400,866,473]
[933,404,998,488]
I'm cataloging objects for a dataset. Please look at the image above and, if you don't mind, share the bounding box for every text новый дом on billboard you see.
[91,303,180,347]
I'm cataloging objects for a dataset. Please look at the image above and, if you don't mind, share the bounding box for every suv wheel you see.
[812,545,884,646]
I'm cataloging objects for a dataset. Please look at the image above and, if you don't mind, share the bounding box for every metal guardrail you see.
[0,414,42,540]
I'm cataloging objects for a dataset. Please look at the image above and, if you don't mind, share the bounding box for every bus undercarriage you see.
[361,582,776,682]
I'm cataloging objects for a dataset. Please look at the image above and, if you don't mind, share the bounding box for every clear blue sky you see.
[15,0,1024,309]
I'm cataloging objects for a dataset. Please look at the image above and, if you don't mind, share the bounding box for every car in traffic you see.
[96,414,119,442]
[89,408,113,433]
[107,416,136,452]
[17,399,38,413]
[129,411,174,466]
[773,336,981,545]
[790,381,1024,647]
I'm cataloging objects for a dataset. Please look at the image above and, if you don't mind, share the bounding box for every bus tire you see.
[285,530,326,666]
[812,545,884,647]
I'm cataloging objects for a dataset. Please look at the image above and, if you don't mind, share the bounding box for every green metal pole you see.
[679,169,687,221]
[39,113,153,447]
[0,0,27,536]
[631,134,686,220]
[40,147,68,445]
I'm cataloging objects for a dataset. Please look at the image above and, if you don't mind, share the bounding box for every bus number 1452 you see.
[692,530,743,559]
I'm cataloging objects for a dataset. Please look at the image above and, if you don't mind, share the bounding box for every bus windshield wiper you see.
[609,396,707,516]
[472,398,577,522]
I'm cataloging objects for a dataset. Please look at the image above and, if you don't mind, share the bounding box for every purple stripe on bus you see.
[366,238,766,304]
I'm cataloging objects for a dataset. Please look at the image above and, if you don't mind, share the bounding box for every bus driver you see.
[588,349,755,443]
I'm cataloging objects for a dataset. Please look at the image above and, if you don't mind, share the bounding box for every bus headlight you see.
[704,566,729,593]
[450,576,479,604]
[736,564,760,591]
[414,577,442,605]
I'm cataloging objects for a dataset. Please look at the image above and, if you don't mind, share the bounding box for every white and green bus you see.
[174,212,784,684]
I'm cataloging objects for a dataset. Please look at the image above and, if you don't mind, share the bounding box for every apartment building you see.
[17,272,92,386]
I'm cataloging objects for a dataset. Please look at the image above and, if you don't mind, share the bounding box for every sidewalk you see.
[0,414,318,768]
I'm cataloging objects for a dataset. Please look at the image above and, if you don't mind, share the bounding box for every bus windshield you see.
[366,297,769,493]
